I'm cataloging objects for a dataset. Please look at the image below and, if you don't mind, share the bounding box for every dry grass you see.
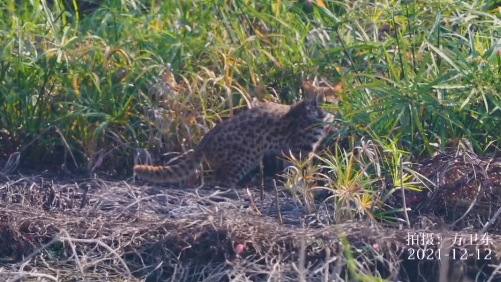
[0,159,501,282]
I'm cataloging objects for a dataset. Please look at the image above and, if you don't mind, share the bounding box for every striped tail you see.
[133,149,203,183]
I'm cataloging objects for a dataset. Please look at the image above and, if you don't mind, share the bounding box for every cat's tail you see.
[133,149,204,183]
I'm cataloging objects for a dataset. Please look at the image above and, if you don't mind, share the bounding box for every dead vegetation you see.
[391,147,501,234]
[1,146,501,282]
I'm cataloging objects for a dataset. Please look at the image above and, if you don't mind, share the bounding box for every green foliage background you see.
[1,0,500,175]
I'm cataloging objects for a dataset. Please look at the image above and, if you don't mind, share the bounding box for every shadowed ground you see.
[1,148,501,281]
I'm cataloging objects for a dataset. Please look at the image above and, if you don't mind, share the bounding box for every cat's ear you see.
[324,87,340,106]
[303,78,342,106]
[315,92,326,106]
[302,80,316,100]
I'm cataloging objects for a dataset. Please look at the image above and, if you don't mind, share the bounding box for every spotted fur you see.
[133,81,341,188]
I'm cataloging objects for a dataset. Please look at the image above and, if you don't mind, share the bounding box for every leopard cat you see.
[133,80,341,188]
